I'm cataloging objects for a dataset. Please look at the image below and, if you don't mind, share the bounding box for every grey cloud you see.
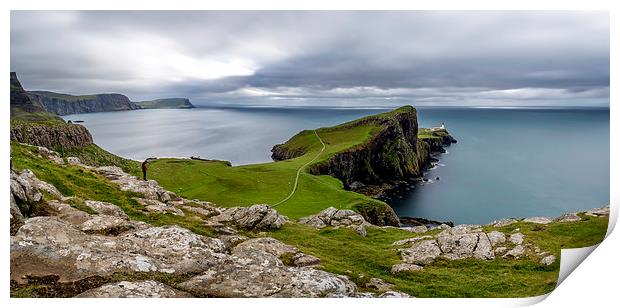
[10,11,609,106]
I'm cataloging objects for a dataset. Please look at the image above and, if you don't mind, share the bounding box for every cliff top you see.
[135,98,195,109]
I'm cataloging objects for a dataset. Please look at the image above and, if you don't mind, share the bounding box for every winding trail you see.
[272,130,326,207]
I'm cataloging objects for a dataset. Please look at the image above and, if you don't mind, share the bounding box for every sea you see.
[63,106,610,225]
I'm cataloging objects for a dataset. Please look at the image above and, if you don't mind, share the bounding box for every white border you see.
[2,1,617,308]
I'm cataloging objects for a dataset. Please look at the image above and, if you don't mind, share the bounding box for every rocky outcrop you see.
[10,122,93,150]
[391,223,556,269]
[28,91,140,115]
[209,204,288,231]
[178,240,357,298]
[298,207,371,236]
[75,281,191,298]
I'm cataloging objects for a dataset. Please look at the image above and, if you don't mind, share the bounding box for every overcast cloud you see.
[10,11,609,107]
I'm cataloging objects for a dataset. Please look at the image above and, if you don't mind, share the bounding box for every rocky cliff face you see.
[28,91,140,115]
[11,122,94,150]
[10,72,49,114]
[310,107,432,189]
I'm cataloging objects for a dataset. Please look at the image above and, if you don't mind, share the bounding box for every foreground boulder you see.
[178,243,357,297]
[10,217,227,283]
[75,281,191,298]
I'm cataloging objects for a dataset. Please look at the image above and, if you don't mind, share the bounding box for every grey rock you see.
[211,204,287,231]
[503,245,526,259]
[10,217,227,283]
[473,232,495,260]
[392,235,433,246]
[585,206,610,217]
[494,247,507,254]
[291,253,321,267]
[378,291,412,298]
[75,280,191,298]
[84,200,128,219]
[134,198,185,216]
[391,263,423,274]
[299,207,368,230]
[18,169,63,200]
[401,225,428,234]
[66,157,81,165]
[509,233,525,245]
[178,248,357,297]
[437,229,479,260]
[79,215,134,235]
[490,218,518,227]
[400,240,442,265]
[366,277,393,292]
[523,217,552,224]
[46,200,91,225]
[555,212,582,223]
[487,231,506,246]
[10,194,25,235]
[232,237,298,257]
[540,255,556,266]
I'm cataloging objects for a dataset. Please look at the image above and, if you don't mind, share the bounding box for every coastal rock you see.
[79,215,134,235]
[555,212,582,223]
[401,225,428,233]
[365,278,394,292]
[11,123,93,150]
[178,248,357,298]
[232,237,298,257]
[490,218,518,227]
[66,157,81,165]
[503,245,526,259]
[16,169,63,200]
[473,232,495,260]
[298,207,369,231]
[28,91,140,116]
[523,217,552,224]
[134,198,185,216]
[436,227,480,260]
[10,217,227,283]
[392,235,433,246]
[585,206,610,217]
[391,263,423,274]
[540,255,556,266]
[84,200,128,219]
[487,231,506,246]
[44,200,91,225]
[378,291,412,298]
[210,204,287,231]
[92,166,176,203]
[75,280,191,298]
[291,253,321,267]
[400,240,442,265]
[10,194,25,235]
[509,233,525,245]
[494,247,507,255]
[34,146,65,164]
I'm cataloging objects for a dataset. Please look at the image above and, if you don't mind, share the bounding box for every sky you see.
[10,11,609,107]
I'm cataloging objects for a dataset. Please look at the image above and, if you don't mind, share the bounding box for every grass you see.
[11,142,216,237]
[28,90,98,102]
[149,121,387,219]
[267,215,608,297]
[61,144,141,176]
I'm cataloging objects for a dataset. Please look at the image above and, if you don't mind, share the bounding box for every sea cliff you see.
[272,106,456,194]
[27,91,140,115]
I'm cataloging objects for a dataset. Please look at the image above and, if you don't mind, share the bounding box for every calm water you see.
[64,106,610,224]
